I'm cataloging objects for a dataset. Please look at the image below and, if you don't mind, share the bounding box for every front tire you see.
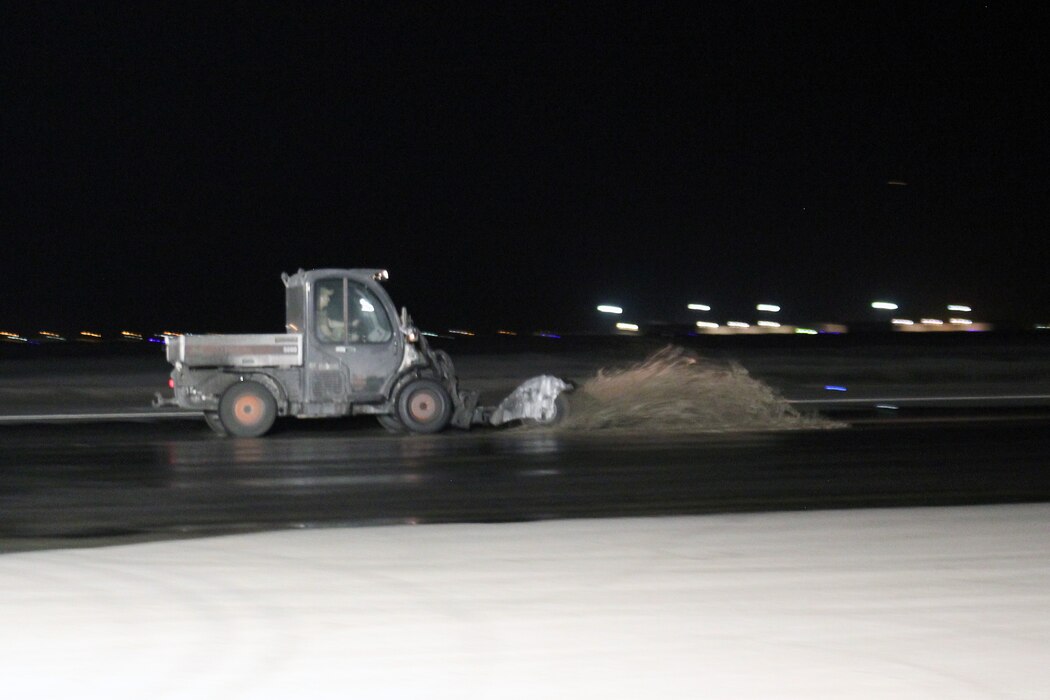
[396,378,453,434]
[219,381,277,437]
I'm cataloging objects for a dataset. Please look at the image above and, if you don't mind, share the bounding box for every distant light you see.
[148,337,165,344]
[947,304,972,312]
[596,305,623,315]
[757,320,781,328]
[825,385,848,392]
[120,331,143,340]
[535,331,562,339]
[1036,325,1050,330]
[421,331,441,337]
[920,318,943,325]
[615,322,639,332]
[448,329,475,336]
[496,330,517,336]
[891,319,914,325]
[949,318,972,325]
[727,321,749,328]
[695,321,719,329]
[795,328,818,335]
[887,181,908,186]
[79,331,102,338]
[871,301,898,310]
[756,304,781,313]
[875,404,899,410]
[687,303,711,311]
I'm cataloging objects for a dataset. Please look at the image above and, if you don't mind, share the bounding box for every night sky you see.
[4,3,1048,335]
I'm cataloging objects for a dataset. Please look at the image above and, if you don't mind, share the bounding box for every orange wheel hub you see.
[233,394,265,426]
[408,392,437,422]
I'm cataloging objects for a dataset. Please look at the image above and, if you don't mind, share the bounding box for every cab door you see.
[306,276,402,404]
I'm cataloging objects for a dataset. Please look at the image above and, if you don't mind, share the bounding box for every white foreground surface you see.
[2,505,1049,699]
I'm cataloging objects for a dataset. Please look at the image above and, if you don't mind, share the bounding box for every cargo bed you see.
[165,334,303,368]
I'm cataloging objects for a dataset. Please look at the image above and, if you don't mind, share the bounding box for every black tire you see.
[396,378,453,434]
[203,411,229,436]
[376,414,407,433]
[219,381,277,437]
[544,393,571,425]
[523,392,571,426]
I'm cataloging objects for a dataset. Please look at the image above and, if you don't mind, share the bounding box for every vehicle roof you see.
[281,268,389,287]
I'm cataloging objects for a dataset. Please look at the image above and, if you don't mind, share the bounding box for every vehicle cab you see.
[282,268,418,415]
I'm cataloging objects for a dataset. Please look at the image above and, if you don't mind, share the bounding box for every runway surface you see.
[2,335,1050,550]
[2,412,1049,551]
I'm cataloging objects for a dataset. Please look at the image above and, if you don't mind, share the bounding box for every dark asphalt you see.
[3,413,1049,551]
[3,336,1050,551]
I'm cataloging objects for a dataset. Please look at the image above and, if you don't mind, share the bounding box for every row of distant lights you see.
[871,302,975,326]
[597,301,986,333]
[598,302,824,333]
[0,330,181,343]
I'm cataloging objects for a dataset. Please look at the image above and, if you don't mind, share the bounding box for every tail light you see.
[168,378,175,389]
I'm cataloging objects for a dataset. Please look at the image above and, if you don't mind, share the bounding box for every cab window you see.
[315,279,345,343]
[314,278,392,344]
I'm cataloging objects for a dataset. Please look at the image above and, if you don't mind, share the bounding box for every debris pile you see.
[563,345,836,433]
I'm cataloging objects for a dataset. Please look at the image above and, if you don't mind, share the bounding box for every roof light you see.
[727,321,749,328]
[615,322,639,332]
[947,305,971,312]
[871,301,898,310]
[597,305,623,315]
[695,321,719,329]
[687,303,711,311]
[757,320,781,328]
[756,304,781,313]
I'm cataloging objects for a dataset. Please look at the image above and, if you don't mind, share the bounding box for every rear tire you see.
[203,411,229,436]
[219,381,277,437]
[396,378,453,434]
